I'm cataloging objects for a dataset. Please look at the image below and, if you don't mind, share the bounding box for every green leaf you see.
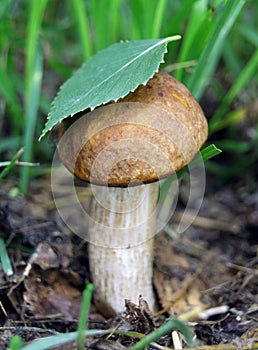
[39,36,181,140]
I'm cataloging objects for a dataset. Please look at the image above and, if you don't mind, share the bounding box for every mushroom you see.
[57,71,208,317]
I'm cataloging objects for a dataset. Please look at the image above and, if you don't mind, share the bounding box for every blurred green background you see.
[0,0,257,193]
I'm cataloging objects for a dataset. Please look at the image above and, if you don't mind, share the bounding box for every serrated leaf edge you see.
[39,35,181,140]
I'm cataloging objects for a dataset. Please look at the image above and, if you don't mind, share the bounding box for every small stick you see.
[172,330,182,349]
[199,305,229,320]
[0,161,40,167]
[173,211,240,234]
[0,301,7,317]
[226,262,258,276]
[182,343,257,350]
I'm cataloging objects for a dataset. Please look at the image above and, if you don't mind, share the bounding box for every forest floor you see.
[0,175,257,349]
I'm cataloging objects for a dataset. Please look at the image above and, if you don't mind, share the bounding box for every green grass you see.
[19,0,47,193]
[209,46,258,134]
[70,0,93,61]
[1,0,257,190]
[187,0,247,99]
[130,317,193,349]
[0,237,14,277]
[0,147,23,180]
[76,283,94,350]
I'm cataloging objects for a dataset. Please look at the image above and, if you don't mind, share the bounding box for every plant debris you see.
[0,179,257,348]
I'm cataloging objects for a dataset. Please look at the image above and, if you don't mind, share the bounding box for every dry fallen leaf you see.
[153,233,232,317]
[23,268,82,321]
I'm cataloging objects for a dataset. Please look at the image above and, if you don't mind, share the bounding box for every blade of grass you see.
[0,147,23,180]
[76,283,94,350]
[141,0,168,39]
[0,63,22,130]
[24,0,47,95]
[151,0,167,38]
[209,108,246,134]
[175,0,208,82]
[188,0,247,100]
[140,0,158,38]
[163,0,198,36]
[88,0,114,52]
[71,0,93,61]
[209,47,258,134]
[159,144,221,204]
[223,39,243,76]
[238,22,258,47]
[9,322,190,350]
[20,329,114,350]
[224,47,258,104]
[182,9,215,74]
[129,0,143,40]
[200,143,222,161]
[130,0,165,39]
[163,0,203,62]
[0,237,13,276]
[143,0,155,37]
[20,44,43,193]
[19,0,47,193]
[8,334,24,350]
[130,317,193,350]
[107,0,122,44]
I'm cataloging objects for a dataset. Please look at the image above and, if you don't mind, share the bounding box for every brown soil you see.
[0,177,257,349]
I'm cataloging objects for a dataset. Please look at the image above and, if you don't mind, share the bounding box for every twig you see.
[0,301,7,317]
[173,211,240,234]
[226,262,258,276]
[199,305,229,320]
[185,346,237,350]
[14,221,54,234]
[183,343,258,350]
[172,330,182,349]
[0,161,40,167]
[149,342,172,349]
[0,326,58,335]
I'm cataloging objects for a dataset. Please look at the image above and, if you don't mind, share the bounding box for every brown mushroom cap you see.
[58,72,208,186]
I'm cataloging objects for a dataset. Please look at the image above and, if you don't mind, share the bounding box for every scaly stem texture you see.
[88,182,159,317]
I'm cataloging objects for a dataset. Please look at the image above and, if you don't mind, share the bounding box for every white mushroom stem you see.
[88,182,159,317]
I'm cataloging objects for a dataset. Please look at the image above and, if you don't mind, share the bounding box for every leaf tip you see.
[167,35,182,42]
